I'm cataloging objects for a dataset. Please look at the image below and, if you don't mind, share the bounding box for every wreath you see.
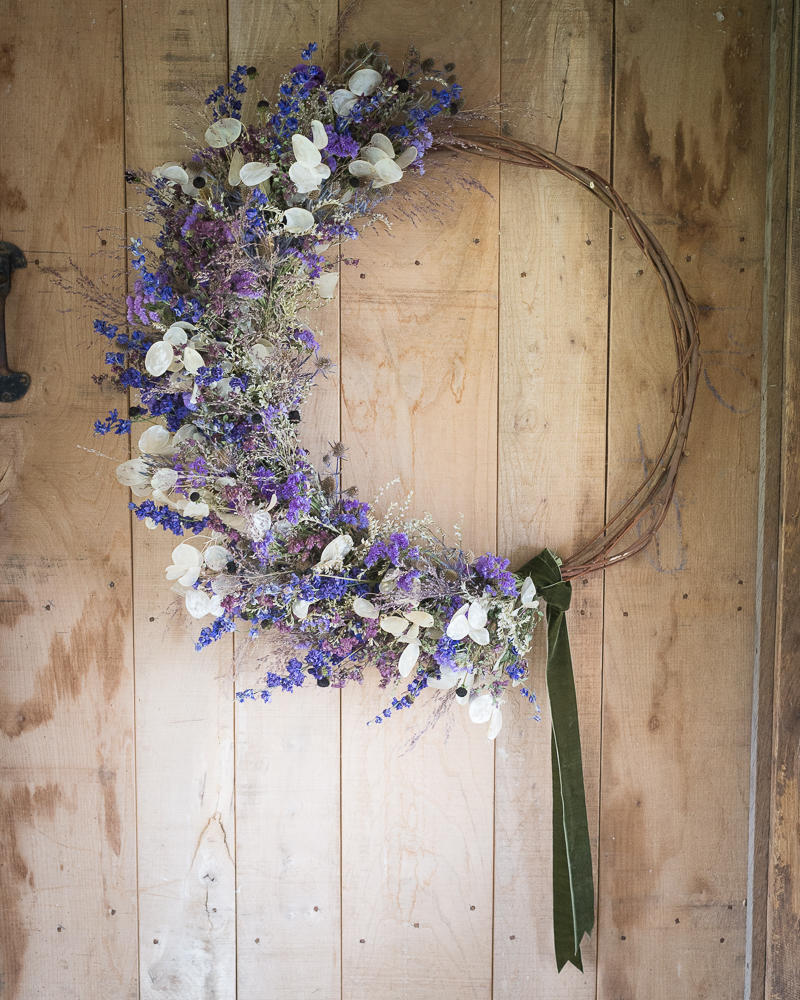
[86,41,699,972]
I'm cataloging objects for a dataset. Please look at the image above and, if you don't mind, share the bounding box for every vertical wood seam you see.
[767,0,800,995]
[119,0,142,993]
[746,0,796,996]
[594,1,618,995]
[336,21,344,1000]
[225,14,236,999]
[492,2,502,996]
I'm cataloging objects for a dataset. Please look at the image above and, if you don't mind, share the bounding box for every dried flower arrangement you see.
[87,42,699,971]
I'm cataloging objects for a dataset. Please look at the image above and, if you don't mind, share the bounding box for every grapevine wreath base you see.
[82,42,699,971]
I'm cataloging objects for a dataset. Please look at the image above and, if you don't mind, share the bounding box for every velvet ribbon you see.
[516,548,594,972]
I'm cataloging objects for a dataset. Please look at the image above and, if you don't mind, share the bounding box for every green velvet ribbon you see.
[516,549,594,972]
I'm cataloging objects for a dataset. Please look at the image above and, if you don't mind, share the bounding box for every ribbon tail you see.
[547,604,594,972]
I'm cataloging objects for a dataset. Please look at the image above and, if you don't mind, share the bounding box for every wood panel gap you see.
[746,2,796,997]
[119,0,143,995]
[595,2,618,995]
[767,0,800,994]
[491,6,502,999]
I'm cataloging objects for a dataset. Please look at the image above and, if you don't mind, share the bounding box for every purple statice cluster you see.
[473,553,519,598]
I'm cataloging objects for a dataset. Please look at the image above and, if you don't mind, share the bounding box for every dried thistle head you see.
[314,355,334,373]
[331,441,348,459]
[345,486,358,497]
[321,476,337,496]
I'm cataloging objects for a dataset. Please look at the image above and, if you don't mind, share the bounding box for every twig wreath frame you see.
[85,42,699,971]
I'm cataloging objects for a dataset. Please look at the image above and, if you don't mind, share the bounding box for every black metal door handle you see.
[0,242,30,402]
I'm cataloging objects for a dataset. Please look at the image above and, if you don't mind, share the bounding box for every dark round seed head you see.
[260,619,269,629]
[449,102,459,115]
[257,99,269,109]
[192,176,206,189]
[288,410,301,424]
[189,491,200,501]
[317,676,331,688]
[226,561,237,574]
[396,78,410,93]
[186,276,197,288]
[444,62,456,72]
[247,66,257,77]
[348,176,360,188]
[128,405,142,417]
[251,413,263,424]
[455,686,468,698]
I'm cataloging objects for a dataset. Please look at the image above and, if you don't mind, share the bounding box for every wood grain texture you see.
[599,2,771,997]
[767,1,800,994]
[228,5,342,997]
[338,3,500,997]
[494,1,611,994]
[0,1,137,998]
[122,4,237,997]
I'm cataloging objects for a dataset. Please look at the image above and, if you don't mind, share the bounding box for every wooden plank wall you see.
[0,1,794,998]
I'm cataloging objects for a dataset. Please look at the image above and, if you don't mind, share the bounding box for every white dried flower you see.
[205,117,243,148]
[446,601,490,645]
[315,534,354,572]
[138,425,172,455]
[314,272,339,299]
[289,133,331,193]
[165,543,202,587]
[283,207,316,234]
[353,597,379,619]
[239,161,277,186]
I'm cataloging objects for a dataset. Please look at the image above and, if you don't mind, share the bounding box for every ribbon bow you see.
[517,548,594,972]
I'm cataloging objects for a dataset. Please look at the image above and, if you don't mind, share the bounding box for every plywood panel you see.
[122,4,236,996]
[338,3,500,997]
[227,5,342,997]
[0,1,136,997]
[599,2,771,997]
[494,1,611,993]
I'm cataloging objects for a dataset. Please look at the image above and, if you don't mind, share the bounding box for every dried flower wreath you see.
[89,42,699,971]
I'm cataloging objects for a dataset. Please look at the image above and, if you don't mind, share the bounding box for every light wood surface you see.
[336,5,499,998]
[0,1,794,998]
[122,4,237,997]
[0,1,137,998]
[599,2,772,997]
[228,5,343,997]
[494,1,611,994]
